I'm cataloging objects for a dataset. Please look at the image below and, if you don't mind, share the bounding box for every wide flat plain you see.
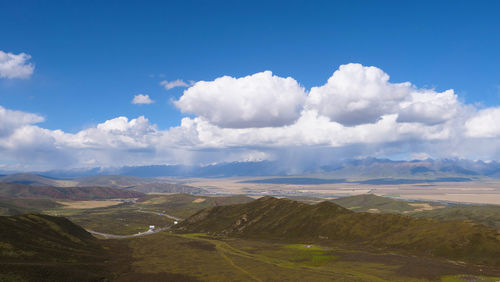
[56,199,130,209]
[184,178,500,205]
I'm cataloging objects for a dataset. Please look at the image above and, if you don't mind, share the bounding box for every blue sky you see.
[1,0,500,171]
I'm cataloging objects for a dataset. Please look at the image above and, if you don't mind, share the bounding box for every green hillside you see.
[0,197,62,215]
[0,213,115,281]
[176,197,500,265]
[332,194,430,213]
[413,205,500,230]
[67,204,174,235]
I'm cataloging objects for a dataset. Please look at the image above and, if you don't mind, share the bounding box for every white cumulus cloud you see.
[307,63,410,126]
[0,106,44,137]
[465,107,500,138]
[307,63,462,127]
[0,50,35,79]
[397,89,461,125]
[175,71,307,128]
[132,94,154,104]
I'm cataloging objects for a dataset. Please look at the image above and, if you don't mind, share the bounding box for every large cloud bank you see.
[1,63,500,171]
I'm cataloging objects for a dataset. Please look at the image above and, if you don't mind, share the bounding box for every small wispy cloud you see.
[0,50,35,79]
[160,79,190,90]
[132,94,154,104]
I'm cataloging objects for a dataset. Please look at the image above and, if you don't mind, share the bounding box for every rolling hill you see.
[0,173,205,194]
[0,173,75,186]
[137,193,254,219]
[331,194,442,213]
[413,205,500,230]
[0,197,62,215]
[0,182,143,200]
[176,197,500,265]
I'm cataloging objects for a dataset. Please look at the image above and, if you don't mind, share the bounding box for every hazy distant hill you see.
[177,197,500,264]
[0,182,143,200]
[73,175,154,187]
[0,173,206,195]
[73,175,206,194]
[0,173,76,186]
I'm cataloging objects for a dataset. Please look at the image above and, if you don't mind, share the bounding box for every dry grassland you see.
[57,200,126,209]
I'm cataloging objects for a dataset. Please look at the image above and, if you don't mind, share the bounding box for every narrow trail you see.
[216,245,262,282]
[86,227,169,239]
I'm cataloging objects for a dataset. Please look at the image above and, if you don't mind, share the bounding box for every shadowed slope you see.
[0,213,118,281]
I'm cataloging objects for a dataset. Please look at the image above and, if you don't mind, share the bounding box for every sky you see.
[1,0,500,171]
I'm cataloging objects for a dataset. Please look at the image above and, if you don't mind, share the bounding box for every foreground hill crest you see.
[176,196,500,265]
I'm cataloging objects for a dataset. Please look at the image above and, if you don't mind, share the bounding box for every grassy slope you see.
[0,213,120,281]
[137,194,254,219]
[0,182,143,200]
[0,197,62,215]
[413,205,500,230]
[177,197,500,265]
[119,232,500,281]
[331,194,422,213]
[331,194,500,231]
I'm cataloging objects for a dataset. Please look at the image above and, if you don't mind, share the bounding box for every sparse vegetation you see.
[0,213,119,281]
[176,197,500,265]
[413,205,500,230]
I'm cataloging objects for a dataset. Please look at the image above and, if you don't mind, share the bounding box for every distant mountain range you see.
[2,158,500,180]
[9,158,498,179]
